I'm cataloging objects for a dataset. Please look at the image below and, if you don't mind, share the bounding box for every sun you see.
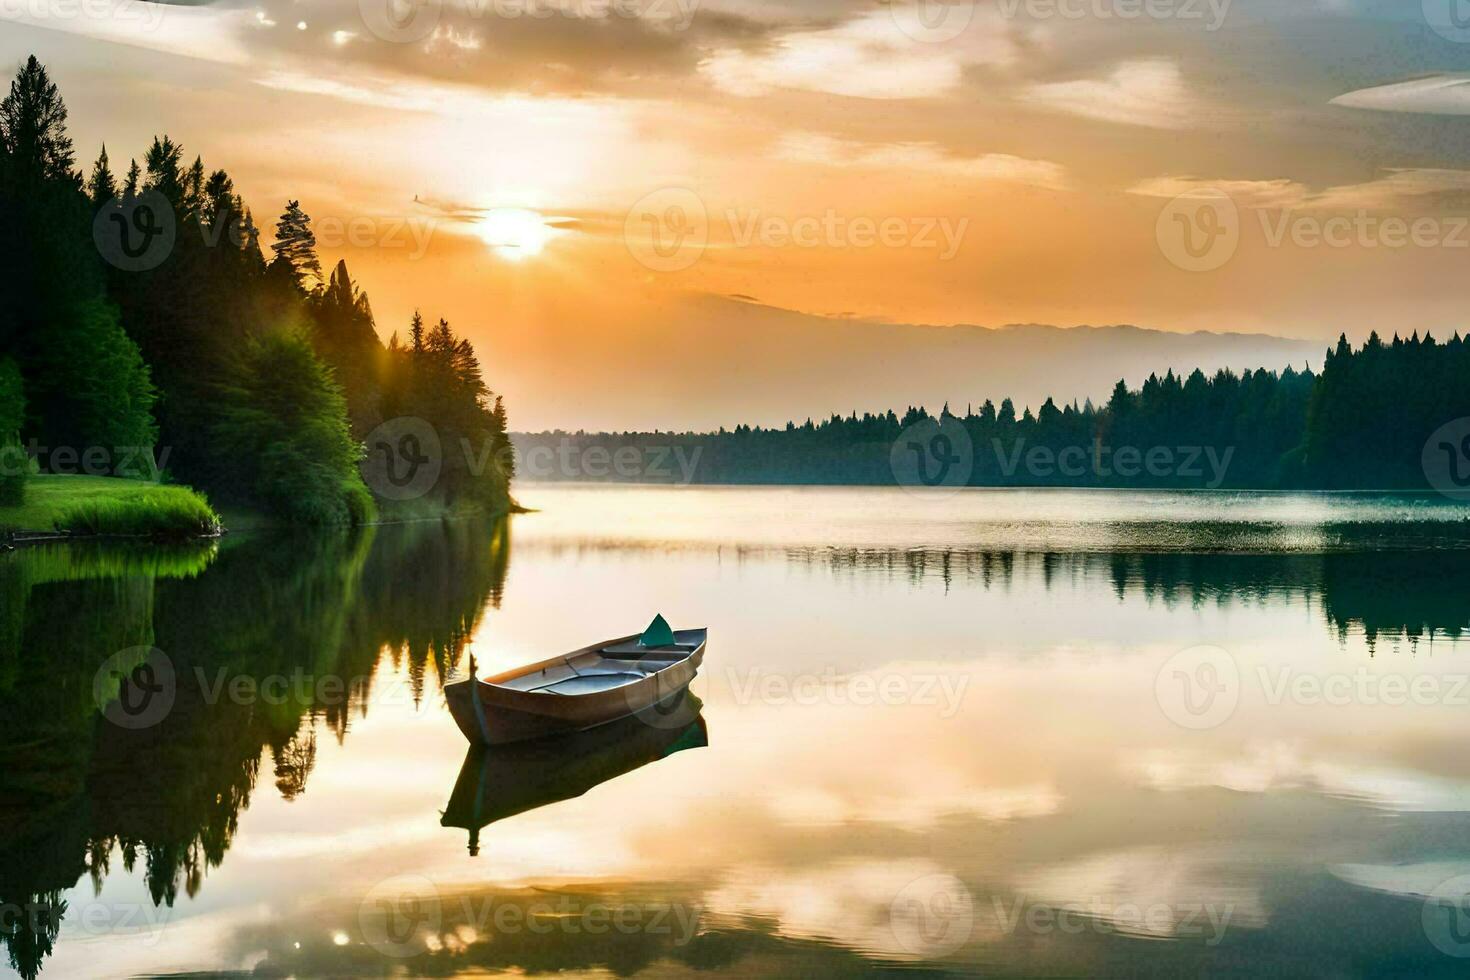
[473,208,560,260]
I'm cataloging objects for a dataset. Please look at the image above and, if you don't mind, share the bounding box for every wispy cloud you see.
[1309,168,1470,211]
[1129,168,1470,211]
[1330,73,1470,116]
[699,8,1018,100]
[1128,176,1309,209]
[775,132,1072,190]
[1020,59,1200,129]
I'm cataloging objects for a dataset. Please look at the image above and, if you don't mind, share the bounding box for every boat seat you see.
[539,673,645,695]
[600,642,692,657]
[495,662,580,692]
[578,660,661,677]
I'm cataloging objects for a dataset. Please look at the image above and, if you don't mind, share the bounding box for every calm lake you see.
[6,485,1470,978]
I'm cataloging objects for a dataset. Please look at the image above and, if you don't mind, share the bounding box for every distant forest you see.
[516,333,1470,491]
[0,56,512,523]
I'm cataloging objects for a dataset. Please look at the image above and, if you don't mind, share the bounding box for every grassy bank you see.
[0,474,220,538]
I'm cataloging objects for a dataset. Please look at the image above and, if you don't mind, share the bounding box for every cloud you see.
[1309,168,1470,211]
[1014,846,1269,938]
[1129,168,1470,211]
[775,132,1072,190]
[1020,59,1200,129]
[699,8,1018,99]
[1128,176,1308,209]
[93,0,769,98]
[1330,73,1470,116]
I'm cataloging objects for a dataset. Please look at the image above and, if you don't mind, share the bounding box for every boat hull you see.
[445,631,705,745]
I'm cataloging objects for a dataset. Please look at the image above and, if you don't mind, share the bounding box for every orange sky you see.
[5,1,1470,427]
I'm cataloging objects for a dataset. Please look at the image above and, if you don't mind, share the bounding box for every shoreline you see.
[1,473,525,549]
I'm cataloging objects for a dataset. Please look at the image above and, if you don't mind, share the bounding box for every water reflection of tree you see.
[790,540,1470,645]
[0,518,510,979]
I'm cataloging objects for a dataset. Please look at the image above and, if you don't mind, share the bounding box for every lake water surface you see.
[6,486,1470,978]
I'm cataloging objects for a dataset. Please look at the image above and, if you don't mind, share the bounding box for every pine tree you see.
[182,154,205,222]
[143,135,184,205]
[409,311,425,354]
[87,144,116,207]
[0,55,76,185]
[122,158,140,199]
[271,199,322,291]
[491,396,513,480]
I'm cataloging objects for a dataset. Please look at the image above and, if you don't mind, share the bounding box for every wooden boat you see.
[441,693,707,854]
[444,620,707,745]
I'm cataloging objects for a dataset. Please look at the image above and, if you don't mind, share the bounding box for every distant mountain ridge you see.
[535,296,1325,432]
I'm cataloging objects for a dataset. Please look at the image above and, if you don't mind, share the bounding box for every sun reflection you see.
[473,208,560,260]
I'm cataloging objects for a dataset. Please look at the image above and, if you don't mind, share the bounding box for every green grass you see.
[0,474,221,538]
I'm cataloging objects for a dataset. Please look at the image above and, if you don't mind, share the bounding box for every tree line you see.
[0,55,512,523]
[516,338,1470,491]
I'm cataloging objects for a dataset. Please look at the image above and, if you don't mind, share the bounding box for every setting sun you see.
[472,208,560,260]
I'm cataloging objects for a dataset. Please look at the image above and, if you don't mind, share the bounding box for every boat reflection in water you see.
[441,690,708,855]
